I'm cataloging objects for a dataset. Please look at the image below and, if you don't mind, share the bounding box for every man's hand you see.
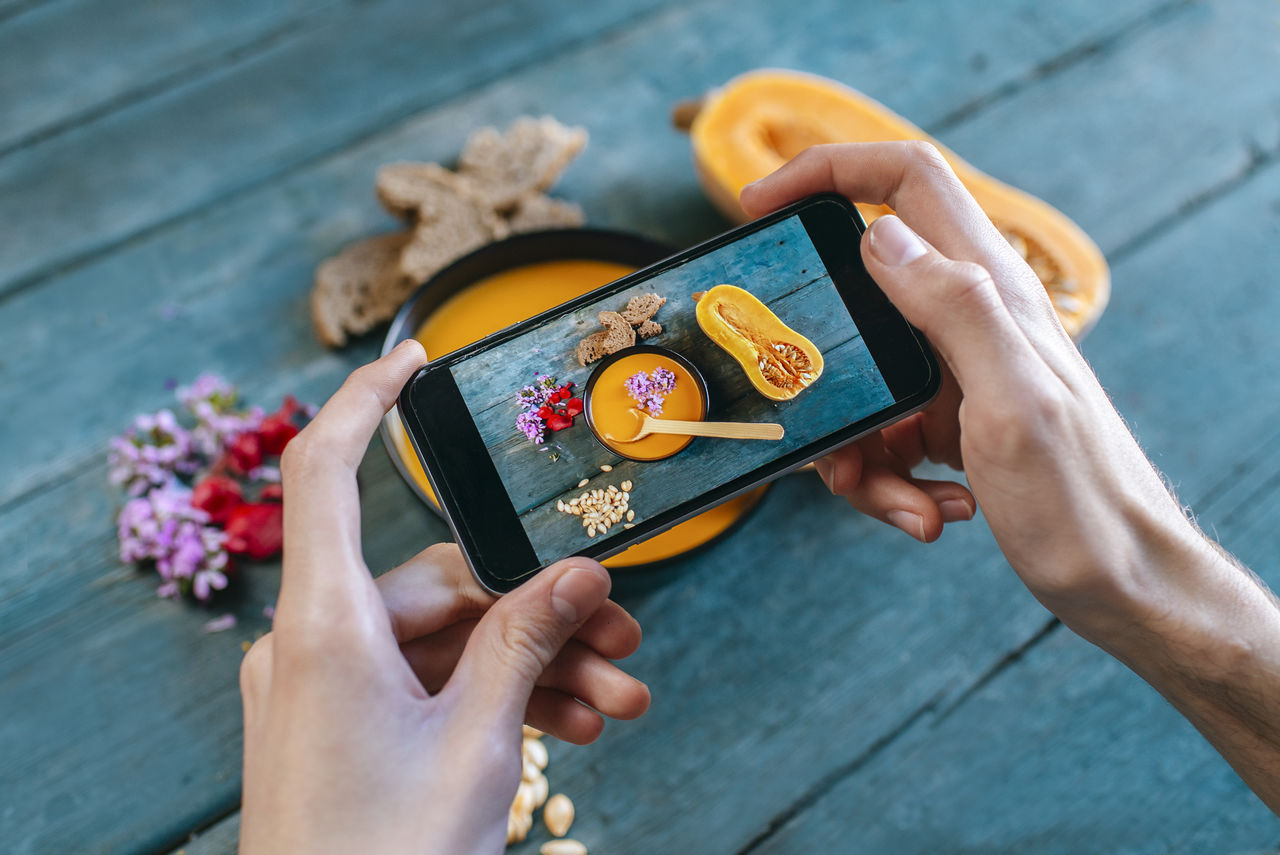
[742,143,1280,811]
[238,341,650,854]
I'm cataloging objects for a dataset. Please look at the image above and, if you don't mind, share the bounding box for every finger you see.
[574,600,643,661]
[913,478,977,524]
[447,559,614,731]
[377,543,493,643]
[377,543,642,659]
[861,216,1043,395]
[537,640,650,721]
[739,142,997,263]
[738,142,1063,336]
[277,340,427,614]
[525,688,605,745]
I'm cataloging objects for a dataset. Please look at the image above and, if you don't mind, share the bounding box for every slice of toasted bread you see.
[636,319,663,339]
[459,117,587,211]
[311,232,411,347]
[399,186,509,285]
[576,330,611,366]
[620,293,666,325]
[507,194,585,233]
[375,162,469,220]
[597,310,637,354]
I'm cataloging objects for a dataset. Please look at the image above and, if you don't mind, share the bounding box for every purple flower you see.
[516,410,545,444]
[514,373,562,444]
[625,367,677,416]
[117,483,230,602]
[108,409,199,495]
[178,373,263,456]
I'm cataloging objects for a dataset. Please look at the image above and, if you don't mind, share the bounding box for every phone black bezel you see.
[398,194,940,593]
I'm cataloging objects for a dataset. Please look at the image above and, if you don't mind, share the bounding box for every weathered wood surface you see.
[0,0,334,156]
[450,215,890,561]
[1,0,1277,853]
[0,0,679,298]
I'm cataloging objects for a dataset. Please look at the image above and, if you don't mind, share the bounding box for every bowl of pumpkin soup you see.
[584,346,708,462]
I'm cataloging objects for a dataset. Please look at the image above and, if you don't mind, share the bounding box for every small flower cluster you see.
[117,483,230,601]
[515,374,582,444]
[624,367,677,416]
[108,374,312,603]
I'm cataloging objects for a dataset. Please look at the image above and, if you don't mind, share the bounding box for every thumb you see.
[446,559,612,728]
[862,215,1033,392]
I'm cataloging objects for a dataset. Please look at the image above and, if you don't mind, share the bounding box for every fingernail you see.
[869,216,928,267]
[813,458,834,492]
[551,566,604,623]
[887,510,925,541]
[939,499,974,523]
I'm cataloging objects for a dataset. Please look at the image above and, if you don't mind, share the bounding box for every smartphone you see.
[399,193,940,593]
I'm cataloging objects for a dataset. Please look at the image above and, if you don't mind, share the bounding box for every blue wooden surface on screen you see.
[2,0,1278,853]
[449,215,892,562]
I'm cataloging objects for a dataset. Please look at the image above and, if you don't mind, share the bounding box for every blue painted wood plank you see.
[0,0,678,298]
[0,0,333,155]
[4,0,1269,852]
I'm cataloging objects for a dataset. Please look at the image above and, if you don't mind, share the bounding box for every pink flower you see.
[624,367,677,415]
[117,483,230,602]
[108,409,199,495]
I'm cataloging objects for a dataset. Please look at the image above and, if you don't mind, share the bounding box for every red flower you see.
[565,397,584,417]
[227,431,263,475]
[191,475,243,525]
[259,483,284,502]
[546,413,573,432]
[258,395,303,455]
[537,405,553,419]
[223,502,284,560]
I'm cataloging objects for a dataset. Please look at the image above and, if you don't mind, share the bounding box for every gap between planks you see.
[727,391,1280,851]
[0,0,689,310]
[0,0,1186,312]
[0,18,316,161]
[928,0,1194,136]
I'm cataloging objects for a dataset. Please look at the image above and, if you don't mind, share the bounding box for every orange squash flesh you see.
[694,284,824,401]
[680,69,1110,339]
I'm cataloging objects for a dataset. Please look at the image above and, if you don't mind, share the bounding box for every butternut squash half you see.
[695,284,823,401]
[674,69,1110,339]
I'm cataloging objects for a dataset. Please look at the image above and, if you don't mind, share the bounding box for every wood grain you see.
[0,0,332,156]
[0,0,679,298]
[2,0,1276,852]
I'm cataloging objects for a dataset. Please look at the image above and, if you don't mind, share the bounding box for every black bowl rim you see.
[582,344,709,462]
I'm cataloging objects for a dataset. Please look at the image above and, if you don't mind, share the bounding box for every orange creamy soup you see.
[587,352,705,461]
[390,258,765,567]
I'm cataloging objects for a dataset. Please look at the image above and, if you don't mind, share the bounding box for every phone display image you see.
[446,212,896,565]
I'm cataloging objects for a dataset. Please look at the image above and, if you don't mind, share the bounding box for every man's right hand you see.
[742,143,1280,813]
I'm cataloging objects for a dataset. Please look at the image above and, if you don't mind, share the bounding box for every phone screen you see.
[431,205,906,573]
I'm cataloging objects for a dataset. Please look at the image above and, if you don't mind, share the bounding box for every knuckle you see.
[279,429,328,481]
[899,140,962,193]
[239,634,273,692]
[902,139,950,173]
[942,261,999,308]
[493,618,553,683]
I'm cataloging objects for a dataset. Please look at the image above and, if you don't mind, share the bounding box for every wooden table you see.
[2,1,1278,852]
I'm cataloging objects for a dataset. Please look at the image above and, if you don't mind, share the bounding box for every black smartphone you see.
[399,193,940,593]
